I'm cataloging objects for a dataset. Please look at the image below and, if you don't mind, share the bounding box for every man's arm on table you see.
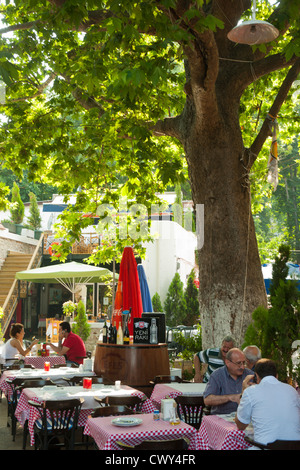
[204,393,241,408]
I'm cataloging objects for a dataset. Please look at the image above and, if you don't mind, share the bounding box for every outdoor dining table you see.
[198,414,253,450]
[23,355,66,368]
[0,366,95,400]
[83,412,201,450]
[150,382,207,410]
[15,384,152,446]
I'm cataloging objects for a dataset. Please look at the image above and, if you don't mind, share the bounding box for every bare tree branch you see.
[0,20,43,35]
[249,58,300,167]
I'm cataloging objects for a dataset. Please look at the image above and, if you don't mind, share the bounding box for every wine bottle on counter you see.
[108,322,114,343]
[123,323,130,344]
[113,321,117,343]
[102,320,107,343]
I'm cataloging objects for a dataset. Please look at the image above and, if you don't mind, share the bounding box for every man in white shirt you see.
[235,358,300,446]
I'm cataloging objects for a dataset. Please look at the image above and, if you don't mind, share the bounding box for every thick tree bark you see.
[153,2,299,349]
[184,111,267,348]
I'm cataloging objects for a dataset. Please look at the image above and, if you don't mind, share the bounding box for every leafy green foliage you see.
[27,191,42,229]
[173,323,202,361]
[152,292,163,312]
[183,269,200,326]
[0,0,299,272]
[243,244,300,380]
[9,182,24,224]
[164,272,186,326]
[163,269,199,326]
[72,299,91,342]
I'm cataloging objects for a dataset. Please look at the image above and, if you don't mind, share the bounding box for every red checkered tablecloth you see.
[198,415,251,450]
[150,383,206,410]
[24,356,66,368]
[15,385,154,446]
[150,384,180,409]
[84,413,201,450]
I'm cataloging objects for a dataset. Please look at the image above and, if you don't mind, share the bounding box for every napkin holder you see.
[83,358,93,372]
[161,398,176,421]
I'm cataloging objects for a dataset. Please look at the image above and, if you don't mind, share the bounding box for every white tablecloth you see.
[0,367,95,399]
[25,384,143,410]
[165,383,207,394]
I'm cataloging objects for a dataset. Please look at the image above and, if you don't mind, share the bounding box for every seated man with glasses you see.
[203,348,254,414]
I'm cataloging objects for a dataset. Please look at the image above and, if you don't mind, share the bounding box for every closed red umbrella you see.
[113,246,143,335]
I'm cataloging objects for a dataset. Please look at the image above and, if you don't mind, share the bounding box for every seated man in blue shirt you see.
[203,348,254,414]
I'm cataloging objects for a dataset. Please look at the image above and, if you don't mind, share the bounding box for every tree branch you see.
[0,20,43,35]
[249,58,300,167]
[7,72,56,103]
[152,114,183,139]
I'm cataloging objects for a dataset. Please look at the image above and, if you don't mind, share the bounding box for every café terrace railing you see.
[43,231,100,256]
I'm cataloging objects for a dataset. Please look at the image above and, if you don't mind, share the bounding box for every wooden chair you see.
[91,405,136,418]
[150,375,184,386]
[106,395,145,412]
[2,363,21,371]
[79,376,113,386]
[28,398,84,450]
[62,375,87,386]
[244,436,300,450]
[116,438,190,450]
[86,405,136,448]
[20,378,57,389]
[18,378,57,449]
[5,377,26,440]
[174,395,205,430]
[5,377,53,441]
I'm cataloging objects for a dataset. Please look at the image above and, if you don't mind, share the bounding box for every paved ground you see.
[0,394,31,450]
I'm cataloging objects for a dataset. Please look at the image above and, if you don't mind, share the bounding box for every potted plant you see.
[72,300,91,342]
[10,182,25,233]
[26,192,43,239]
[62,300,77,320]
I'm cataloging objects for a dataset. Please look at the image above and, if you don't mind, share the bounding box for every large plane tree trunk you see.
[184,100,267,348]
[153,2,300,349]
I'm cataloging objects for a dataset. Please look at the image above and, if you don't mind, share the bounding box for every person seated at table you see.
[2,323,38,364]
[235,358,300,446]
[243,345,261,371]
[193,335,236,383]
[203,348,253,414]
[46,321,86,366]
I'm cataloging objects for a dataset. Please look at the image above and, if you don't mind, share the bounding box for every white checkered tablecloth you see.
[24,356,66,368]
[84,413,201,450]
[15,385,154,447]
[198,415,251,450]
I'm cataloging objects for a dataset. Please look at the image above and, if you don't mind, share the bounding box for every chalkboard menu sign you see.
[133,320,150,344]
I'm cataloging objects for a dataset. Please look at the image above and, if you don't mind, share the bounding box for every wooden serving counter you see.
[94,342,170,397]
